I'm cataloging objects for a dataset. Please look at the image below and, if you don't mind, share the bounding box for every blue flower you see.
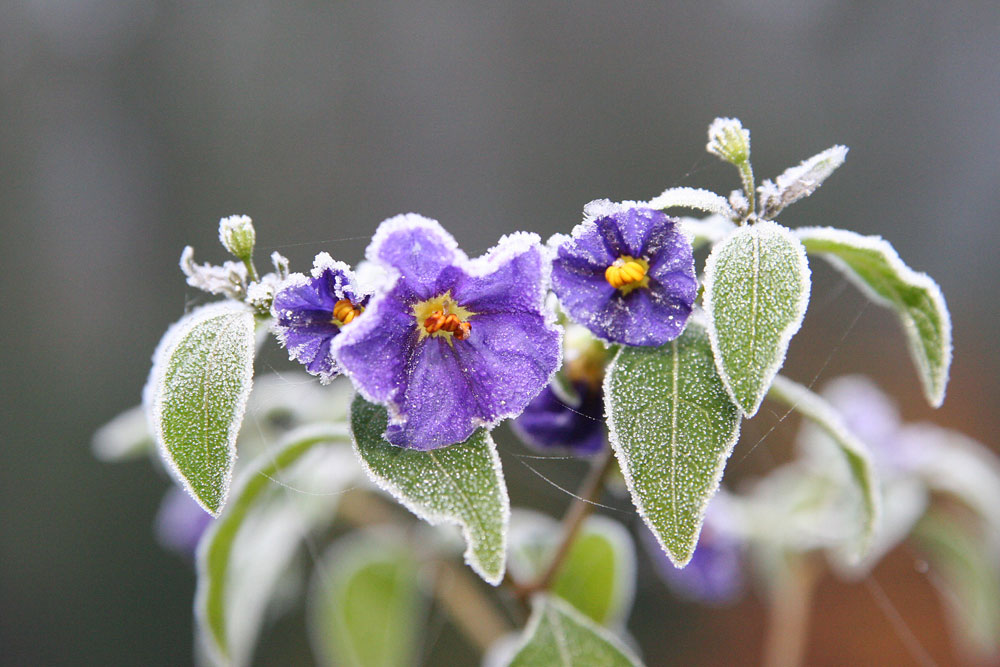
[332,214,562,450]
[551,201,697,346]
[512,381,605,456]
[272,253,372,383]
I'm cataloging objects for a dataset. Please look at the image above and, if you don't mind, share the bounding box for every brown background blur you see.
[2,2,998,665]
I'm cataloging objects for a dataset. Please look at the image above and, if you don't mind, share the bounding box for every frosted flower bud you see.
[706,117,750,166]
[218,215,256,261]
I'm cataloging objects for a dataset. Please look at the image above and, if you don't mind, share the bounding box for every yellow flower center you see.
[412,291,476,344]
[604,256,649,295]
[331,299,363,326]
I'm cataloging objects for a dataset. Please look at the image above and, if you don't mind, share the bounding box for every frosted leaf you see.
[768,375,881,562]
[797,226,952,407]
[605,322,742,567]
[507,510,636,628]
[270,251,290,281]
[308,530,424,667]
[195,424,356,666]
[504,594,642,667]
[179,246,248,299]
[758,145,848,218]
[147,302,256,515]
[676,214,737,251]
[704,221,811,416]
[350,396,510,585]
[706,117,751,166]
[645,187,737,221]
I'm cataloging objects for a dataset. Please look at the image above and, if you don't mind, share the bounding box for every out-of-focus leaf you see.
[350,396,509,585]
[91,404,155,461]
[507,511,636,628]
[912,510,1000,661]
[768,375,881,561]
[195,424,355,666]
[505,594,642,667]
[309,530,424,667]
[757,145,848,218]
[147,302,256,515]
[605,322,742,567]
[797,226,951,407]
[704,221,811,416]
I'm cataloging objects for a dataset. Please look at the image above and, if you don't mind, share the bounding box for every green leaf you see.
[704,220,811,416]
[508,511,636,628]
[195,424,355,665]
[912,510,1000,660]
[350,396,510,585]
[768,375,881,561]
[796,226,951,407]
[148,302,257,515]
[551,516,636,627]
[505,594,642,667]
[677,215,737,251]
[605,322,742,567]
[757,145,848,219]
[309,531,424,667]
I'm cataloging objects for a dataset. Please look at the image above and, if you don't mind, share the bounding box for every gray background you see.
[2,1,998,664]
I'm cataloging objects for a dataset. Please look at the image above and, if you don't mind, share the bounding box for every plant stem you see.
[762,554,821,667]
[514,446,616,601]
[738,160,756,220]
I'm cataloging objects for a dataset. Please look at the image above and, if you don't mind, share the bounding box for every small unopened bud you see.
[218,215,256,261]
[706,117,750,166]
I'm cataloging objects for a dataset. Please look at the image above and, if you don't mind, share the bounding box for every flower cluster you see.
[269,203,697,451]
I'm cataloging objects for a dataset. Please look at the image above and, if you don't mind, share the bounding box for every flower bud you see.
[218,215,256,262]
[706,117,750,166]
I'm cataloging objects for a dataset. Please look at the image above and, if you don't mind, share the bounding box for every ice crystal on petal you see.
[271,255,372,384]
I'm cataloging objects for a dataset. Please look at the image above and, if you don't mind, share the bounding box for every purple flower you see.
[332,214,562,450]
[642,498,744,605]
[272,253,371,383]
[155,486,214,559]
[512,381,605,456]
[550,200,697,346]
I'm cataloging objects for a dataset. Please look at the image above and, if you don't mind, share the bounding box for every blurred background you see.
[2,1,998,664]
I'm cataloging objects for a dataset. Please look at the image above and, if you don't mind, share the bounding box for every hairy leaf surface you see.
[351,396,509,585]
[704,221,811,415]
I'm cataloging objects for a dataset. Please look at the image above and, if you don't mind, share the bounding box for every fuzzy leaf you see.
[148,302,256,515]
[506,594,642,667]
[797,227,951,407]
[913,510,1000,660]
[646,186,737,219]
[309,531,424,667]
[196,425,355,666]
[704,221,811,416]
[605,322,742,567]
[768,375,881,561]
[758,145,848,218]
[677,215,737,251]
[350,396,510,585]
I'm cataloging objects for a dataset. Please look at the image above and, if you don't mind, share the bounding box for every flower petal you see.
[453,232,548,314]
[366,214,465,300]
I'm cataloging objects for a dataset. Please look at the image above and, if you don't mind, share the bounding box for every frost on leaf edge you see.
[505,594,643,667]
[146,301,256,517]
[603,322,744,568]
[795,226,952,407]
[349,413,511,586]
[703,220,812,416]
